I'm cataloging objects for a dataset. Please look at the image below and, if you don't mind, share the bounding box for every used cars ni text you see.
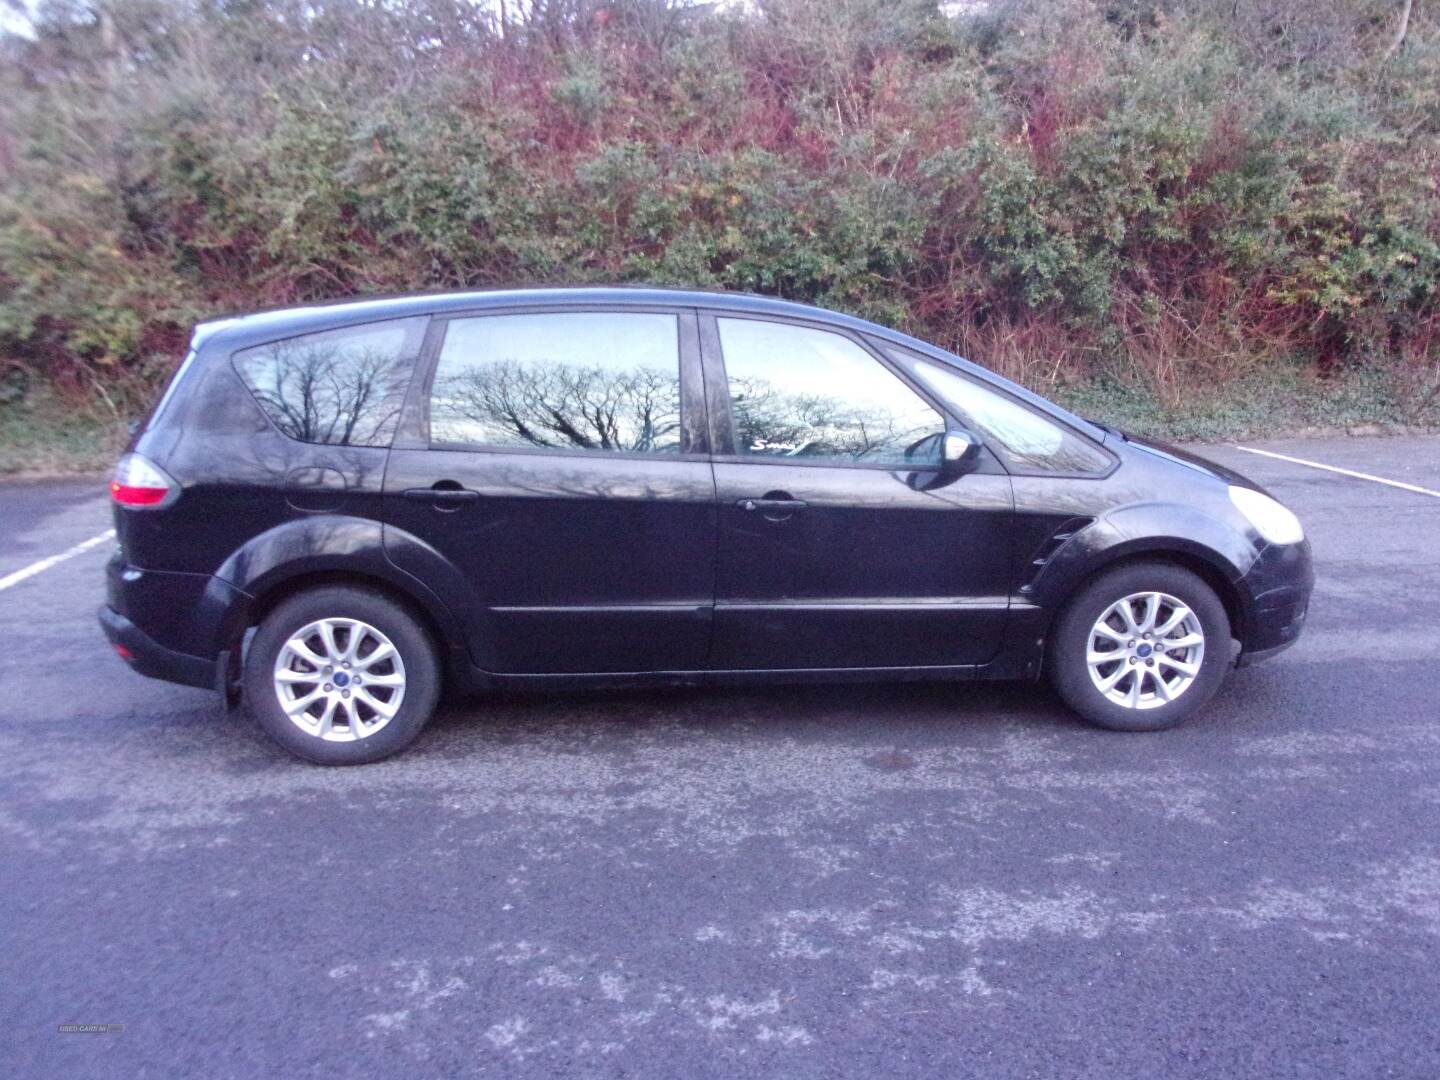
[100,288,1313,764]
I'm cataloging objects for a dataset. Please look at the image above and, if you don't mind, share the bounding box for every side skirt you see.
[452,656,1044,695]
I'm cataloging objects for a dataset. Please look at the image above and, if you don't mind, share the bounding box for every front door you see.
[703,314,1014,671]
[384,308,716,675]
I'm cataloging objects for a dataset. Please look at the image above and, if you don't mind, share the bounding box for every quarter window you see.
[905,354,1112,475]
[429,312,683,454]
[717,318,945,467]
[233,318,425,447]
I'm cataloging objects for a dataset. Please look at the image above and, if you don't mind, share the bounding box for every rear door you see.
[383,307,716,675]
[702,313,1015,671]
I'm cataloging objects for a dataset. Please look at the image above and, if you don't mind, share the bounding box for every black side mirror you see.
[940,429,983,475]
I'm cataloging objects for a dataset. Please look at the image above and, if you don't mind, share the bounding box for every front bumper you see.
[1236,539,1314,667]
[99,605,216,689]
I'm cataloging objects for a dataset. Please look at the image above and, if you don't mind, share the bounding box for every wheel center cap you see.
[1136,644,1153,658]
[333,672,350,687]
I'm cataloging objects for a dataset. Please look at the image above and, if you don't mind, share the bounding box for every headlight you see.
[1228,486,1304,545]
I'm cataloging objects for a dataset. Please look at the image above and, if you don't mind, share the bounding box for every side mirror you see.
[941,430,983,475]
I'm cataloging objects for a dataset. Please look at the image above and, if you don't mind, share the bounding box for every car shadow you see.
[422,676,1085,745]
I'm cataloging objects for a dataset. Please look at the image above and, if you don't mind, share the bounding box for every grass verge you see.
[1053,364,1436,442]
[0,387,129,476]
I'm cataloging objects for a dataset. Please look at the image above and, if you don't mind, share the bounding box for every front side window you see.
[904,353,1112,475]
[234,318,425,446]
[429,312,683,454]
[717,318,945,467]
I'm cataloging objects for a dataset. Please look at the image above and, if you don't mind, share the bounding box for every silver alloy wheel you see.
[1086,590,1205,710]
[272,617,406,741]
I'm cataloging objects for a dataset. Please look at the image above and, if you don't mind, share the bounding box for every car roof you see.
[193,286,1107,442]
[195,286,891,345]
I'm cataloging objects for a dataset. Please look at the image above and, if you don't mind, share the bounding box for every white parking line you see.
[0,529,116,593]
[1233,446,1440,499]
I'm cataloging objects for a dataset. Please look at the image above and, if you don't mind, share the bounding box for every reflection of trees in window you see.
[432,360,682,453]
[240,340,406,446]
[728,375,941,464]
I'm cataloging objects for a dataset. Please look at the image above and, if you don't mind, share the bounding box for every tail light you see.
[110,453,178,509]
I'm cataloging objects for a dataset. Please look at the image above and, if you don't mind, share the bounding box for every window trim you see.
[229,315,430,448]
[405,304,709,462]
[877,341,1118,480]
[697,309,1001,474]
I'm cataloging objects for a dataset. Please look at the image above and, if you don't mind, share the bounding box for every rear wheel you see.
[1048,563,1231,732]
[243,586,440,764]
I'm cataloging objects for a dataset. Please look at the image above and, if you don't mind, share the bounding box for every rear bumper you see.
[101,553,248,691]
[99,605,215,690]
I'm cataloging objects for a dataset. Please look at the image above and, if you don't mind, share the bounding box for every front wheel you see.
[243,586,440,764]
[1048,563,1231,732]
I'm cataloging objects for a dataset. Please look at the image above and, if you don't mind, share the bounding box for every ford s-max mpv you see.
[100,288,1312,764]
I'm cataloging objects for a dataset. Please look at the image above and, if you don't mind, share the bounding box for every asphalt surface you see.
[2,437,1438,1079]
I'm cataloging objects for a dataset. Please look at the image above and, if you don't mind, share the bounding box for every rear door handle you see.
[402,486,480,504]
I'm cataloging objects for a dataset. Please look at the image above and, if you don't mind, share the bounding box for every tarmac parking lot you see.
[2,436,1438,1078]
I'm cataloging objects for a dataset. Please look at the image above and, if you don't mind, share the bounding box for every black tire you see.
[1048,562,1231,733]
[243,585,440,764]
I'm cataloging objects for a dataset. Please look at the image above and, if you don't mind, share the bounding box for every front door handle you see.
[737,493,807,523]
[737,498,808,512]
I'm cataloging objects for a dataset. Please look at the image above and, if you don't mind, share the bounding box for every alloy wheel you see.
[272,617,407,741]
[1086,591,1206,710]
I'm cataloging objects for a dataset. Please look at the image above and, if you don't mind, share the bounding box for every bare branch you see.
[1381,0,1415,62]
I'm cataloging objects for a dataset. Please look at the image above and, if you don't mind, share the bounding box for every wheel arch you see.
[224,567,482,700]
[245,569,447,647]
[1053,547,1250,646]
[1024,498,1259,645]
[212,516,472,687]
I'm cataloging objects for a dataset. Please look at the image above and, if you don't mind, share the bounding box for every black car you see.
[100,288,1313,764]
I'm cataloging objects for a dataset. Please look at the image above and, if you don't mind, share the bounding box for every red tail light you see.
[110,454,177,509]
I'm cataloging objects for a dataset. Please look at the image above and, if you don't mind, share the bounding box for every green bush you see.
[0,0,1436,424]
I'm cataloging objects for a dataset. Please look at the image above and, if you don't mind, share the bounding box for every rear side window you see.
[233,318,426,446]
[428,312,683,454]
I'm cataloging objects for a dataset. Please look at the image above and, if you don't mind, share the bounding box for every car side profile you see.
[100,288,1313,764]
